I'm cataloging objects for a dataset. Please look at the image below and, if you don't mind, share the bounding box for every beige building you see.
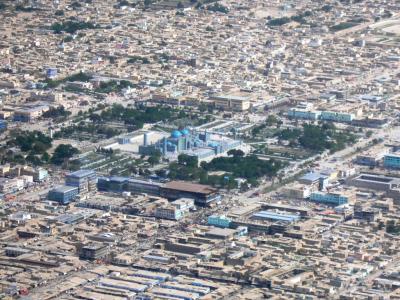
[13,105,49,122]
[211,94,251,112]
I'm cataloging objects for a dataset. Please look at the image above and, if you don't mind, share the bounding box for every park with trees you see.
[166,150,286,190]
[3,131,79,168]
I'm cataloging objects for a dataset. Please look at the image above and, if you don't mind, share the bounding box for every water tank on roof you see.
[181,128,189,136]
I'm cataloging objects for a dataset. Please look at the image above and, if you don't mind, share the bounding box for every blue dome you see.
[171,130,182,138]
[181,129,189,136]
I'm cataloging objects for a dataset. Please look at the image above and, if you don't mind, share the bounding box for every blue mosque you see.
[139,128,243,161]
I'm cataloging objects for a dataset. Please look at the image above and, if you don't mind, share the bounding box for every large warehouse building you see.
[97,177,221,206]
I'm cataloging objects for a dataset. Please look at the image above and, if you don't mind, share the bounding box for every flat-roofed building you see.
[309,192,351,206]
[320,110,355,122]
[97,176,163,196]
[0,177,24,194]
[13,105,49,122]
[79,243,109,260]
[347,173,400,192]
[155,205,183,220]
[127,178,163,195]
[99,278,147,293]
[283,183,313,199]
[383,153,400,169]
[48,185,79,205]
[288,108,320,120]
[208,215,231,228]
[132,269,171,282]
[356,148,388,166]
[252,211,300,223]
[160,181,221,206]
[66,169,97,194]
[211,94,251,112]
[160,282,210,296]
[5,247,31,257]
[150,287,200,300]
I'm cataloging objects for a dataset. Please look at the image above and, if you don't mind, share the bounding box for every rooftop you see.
[163,181,217,195]
[67,169,96,179]
[50,185,79,193]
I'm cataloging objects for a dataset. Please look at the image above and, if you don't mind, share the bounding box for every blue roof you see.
[252,211,300,222]
[67,169,95,178]
[50,185,79,193]
[109,176,129,183]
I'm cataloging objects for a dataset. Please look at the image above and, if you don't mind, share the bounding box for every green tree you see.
[199,103,208,112]
[148,154,161,166]
[41,152,50,163]
[266,115,278,126]
[10,131,52,154]
[51,144,79,165]
[178,154,198,168]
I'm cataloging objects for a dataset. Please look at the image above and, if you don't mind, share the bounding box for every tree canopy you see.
[167,153,285,188]
[51,144,79,165]
[51,21,98,34]
[275,123,356,153]
[9,131,52,154]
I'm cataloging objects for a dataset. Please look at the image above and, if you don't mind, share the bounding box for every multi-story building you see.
[97,176,127,193]
[171,198,195,212]
[155,205,183,220]
[22,167,48,182]
[48,186,79,205]
[309,192,349,206]
[383,153,400,169]
[211,94,251,112]
[65,170,97,194]
[287,108,354,123]
[97,176,163,195]
[208,215,232,228]
[160,181,221,206]
[13,105,49,122]
[79,243,109,260]
[356,148,388,166]
[0,178,24,194]
[283,184,313,199]
[287,108,320,120]
[320,111,354,122]
[348,173,400,192]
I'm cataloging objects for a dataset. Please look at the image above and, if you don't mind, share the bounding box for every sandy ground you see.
[382,24,400,35]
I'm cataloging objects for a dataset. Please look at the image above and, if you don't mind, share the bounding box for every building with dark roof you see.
[48,185,79,205]
[160,181,221,206]
[97,176,162,196]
